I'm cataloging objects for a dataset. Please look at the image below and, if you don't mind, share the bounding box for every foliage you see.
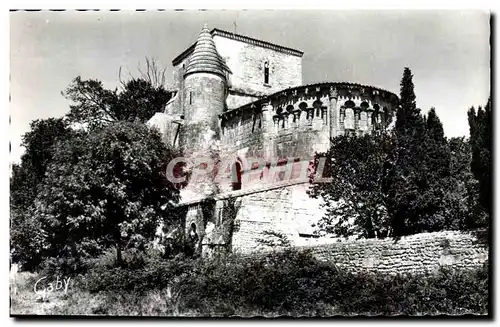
[443,137,483,229]
[383,69,460,236]
[309,133,393,238]
[468,99,492,218]
[410,108,452,232]
[32,121,181,268]
[10,118,75,271]
[81,250,193,294]
[63,76,172,129]
[10,118,74,209]
[385,67,430,236]
[256,230,292,248]
[10,207,47,271]
[77,249,489,316]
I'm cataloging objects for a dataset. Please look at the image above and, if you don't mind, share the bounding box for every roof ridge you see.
[172,27,304,66]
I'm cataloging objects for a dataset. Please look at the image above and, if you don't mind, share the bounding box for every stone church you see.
[148,24,399,256]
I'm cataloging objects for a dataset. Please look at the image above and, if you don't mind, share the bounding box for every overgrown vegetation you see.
[11,249,489,316]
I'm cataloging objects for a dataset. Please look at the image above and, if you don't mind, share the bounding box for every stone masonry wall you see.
[213,35,302,97]
[300,230,489,275]
[230,182,326,253]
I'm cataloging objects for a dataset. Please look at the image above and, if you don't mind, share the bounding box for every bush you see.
[39,256,92,277]
[175,250,489,316]
[75,248,488,316]
[80,250,195,294]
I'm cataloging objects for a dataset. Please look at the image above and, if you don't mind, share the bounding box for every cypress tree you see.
[416,108,452,231]
[468,98,492,218]
[425,108,451,180]
[386,67,428,236]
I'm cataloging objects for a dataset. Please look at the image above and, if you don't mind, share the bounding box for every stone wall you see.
[300,229,489,275]
[212,35,302,97]
[228,182,326,253]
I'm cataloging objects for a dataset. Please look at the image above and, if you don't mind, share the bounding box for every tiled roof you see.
[184,24,231,78]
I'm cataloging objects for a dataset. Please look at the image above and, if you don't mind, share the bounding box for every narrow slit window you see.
[232,161,242,191]
[264,61,270,85]
[189,91,194,105]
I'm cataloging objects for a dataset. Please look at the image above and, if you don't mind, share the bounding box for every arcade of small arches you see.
[269,99,393,132]
[220,82,399,135]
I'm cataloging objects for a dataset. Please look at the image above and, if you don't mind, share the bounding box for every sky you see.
[9,10,490,163]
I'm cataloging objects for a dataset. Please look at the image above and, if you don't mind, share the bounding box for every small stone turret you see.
[179,24,231,199]
[180,23,230,156]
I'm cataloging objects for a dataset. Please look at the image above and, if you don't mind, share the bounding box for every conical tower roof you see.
[184,24,231,78]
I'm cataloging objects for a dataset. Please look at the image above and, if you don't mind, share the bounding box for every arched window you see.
[188,223,198,244]
[372,104,380,125]
[344,100,355,108]
[383,107,390,125]
[232,161,242,191]
[345,108,355,129]
[313,100,322,117]
[264,61,270,85]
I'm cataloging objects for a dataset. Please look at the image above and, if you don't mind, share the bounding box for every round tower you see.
[180,24,230,156]
[179,24,231,199]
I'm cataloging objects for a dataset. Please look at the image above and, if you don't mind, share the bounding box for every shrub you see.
[80,250,195,294]
[39,256,92,277]
[74,248,488,316]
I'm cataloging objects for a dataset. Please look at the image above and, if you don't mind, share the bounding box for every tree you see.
[309,133,393,239]
[385,67,429,236]
[134,56,168,89]
[10,118,73,209]
[10,207,48,271]
[443,137,482,229]
[34,122,181,265]
[425,108,451,179]
[412,108,452,232]
[395,67,419,135]
[10,118,76,270]
[468,98,492,218]
[63,76,172,129]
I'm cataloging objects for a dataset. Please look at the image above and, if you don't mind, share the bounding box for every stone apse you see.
[147,25,400,256]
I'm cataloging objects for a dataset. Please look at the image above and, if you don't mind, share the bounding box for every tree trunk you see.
[365,215,376,238]
[115,227,123,266]
[116,242,123,266]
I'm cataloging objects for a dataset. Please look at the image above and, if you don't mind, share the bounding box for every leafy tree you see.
[10,207,48,271]
[443,137,483,229]
[412,108,452,232]
[309,133,393,238]
[10,118,74,270]
[63,76,172,129]
[34,121,181,265]
[468,99,492,218]
[10,118,73,209]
